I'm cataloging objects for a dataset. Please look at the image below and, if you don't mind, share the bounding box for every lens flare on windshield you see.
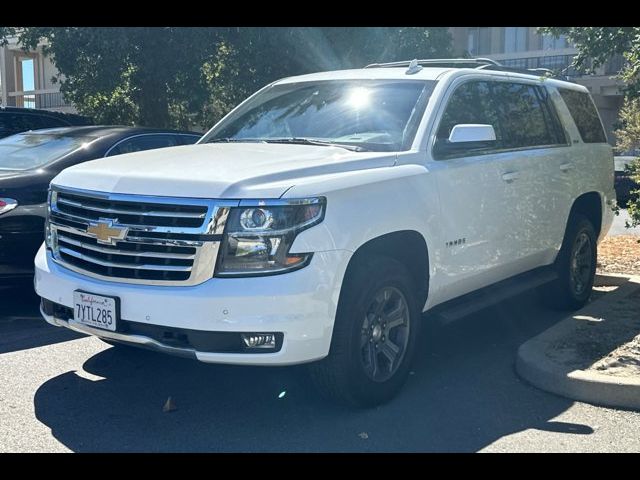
[346,87,371,109]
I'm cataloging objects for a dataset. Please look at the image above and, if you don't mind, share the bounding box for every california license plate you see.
[73,291,118,331]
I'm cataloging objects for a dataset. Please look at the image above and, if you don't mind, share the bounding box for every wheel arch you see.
[341,230,430,310]
[567,192,603,238]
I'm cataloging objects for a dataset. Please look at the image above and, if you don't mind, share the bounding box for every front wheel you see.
[539,213,597,311]
[309,256,421,407]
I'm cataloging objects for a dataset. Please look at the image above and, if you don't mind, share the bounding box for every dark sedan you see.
[0,126,201,284]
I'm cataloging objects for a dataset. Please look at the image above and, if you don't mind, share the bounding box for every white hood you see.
[52,143,396,198]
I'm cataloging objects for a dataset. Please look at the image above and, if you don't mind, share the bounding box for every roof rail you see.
[363,57,571,81]
[364,58,501,69]
[477,64,570,81]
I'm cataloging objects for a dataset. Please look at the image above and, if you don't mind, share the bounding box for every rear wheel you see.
[539,213,597,311]
[309,256,421,407]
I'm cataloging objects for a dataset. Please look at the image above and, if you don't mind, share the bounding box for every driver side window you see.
[434,81,502,159]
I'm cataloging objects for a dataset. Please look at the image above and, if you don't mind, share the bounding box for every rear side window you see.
[38,116,70,129]
[558,88,607,143]
[106,134,180,157]
[492,82,563,149]
[178,134,200,145]
[0,113,42,136]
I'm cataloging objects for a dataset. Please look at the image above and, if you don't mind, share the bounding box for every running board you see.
[429,267,558,324]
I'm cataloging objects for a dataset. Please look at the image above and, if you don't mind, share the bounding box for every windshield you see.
[0,133,93,171]
[201,79,437,152]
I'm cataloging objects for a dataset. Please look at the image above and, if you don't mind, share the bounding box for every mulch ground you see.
[597,235,640,275]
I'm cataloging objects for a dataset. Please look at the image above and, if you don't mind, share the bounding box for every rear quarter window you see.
[558,88,607,143]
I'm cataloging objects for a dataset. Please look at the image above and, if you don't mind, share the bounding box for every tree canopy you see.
[539,27,640,97]
[0,27,452,129]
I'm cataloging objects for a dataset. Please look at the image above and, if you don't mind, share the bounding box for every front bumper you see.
[35,244,351,365]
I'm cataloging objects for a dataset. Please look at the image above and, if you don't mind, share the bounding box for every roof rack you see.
[364,58,570,81]
[364,58,501,69]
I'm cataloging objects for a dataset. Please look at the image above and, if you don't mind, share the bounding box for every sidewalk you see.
[517,274,640,410]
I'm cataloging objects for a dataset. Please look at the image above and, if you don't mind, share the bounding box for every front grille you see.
[48,187,237,286]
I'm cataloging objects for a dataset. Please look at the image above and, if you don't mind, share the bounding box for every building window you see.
[467,27,491,56]
[542,34,568,51]
[504,27,528,53]
[467,29,478,56]
[16,57,37,108]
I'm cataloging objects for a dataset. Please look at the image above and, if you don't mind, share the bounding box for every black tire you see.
[309,255,421,407]
[539,213,597,311]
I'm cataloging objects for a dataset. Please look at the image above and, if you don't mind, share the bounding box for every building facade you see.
[449,27,625,145]
[0,35,75,113]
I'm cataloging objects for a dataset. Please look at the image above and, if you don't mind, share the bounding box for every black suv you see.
[0,106,92,139]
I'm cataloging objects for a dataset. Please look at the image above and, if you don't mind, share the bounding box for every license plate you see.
[73,291,118,331]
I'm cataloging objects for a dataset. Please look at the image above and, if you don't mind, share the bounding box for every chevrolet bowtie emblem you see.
[86,219,129,245]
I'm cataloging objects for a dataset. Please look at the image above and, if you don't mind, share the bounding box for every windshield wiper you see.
[263,138,367,152]
[207,138,266,144]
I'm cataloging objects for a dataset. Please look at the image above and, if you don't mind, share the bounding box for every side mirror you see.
[434,124,497,159]
[448,124,496,143]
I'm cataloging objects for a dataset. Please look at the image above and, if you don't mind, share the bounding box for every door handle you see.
[501,171,520,183]
[560,162,574,172]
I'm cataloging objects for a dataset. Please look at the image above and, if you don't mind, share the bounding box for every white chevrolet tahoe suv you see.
[35,59,615,406]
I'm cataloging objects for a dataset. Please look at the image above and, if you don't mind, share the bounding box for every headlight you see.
[215,197,326,277]
[0,198,18,216]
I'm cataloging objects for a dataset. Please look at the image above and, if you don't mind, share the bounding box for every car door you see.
[430,79,516,298]
[490,81,571,272]
[105,133,181,157]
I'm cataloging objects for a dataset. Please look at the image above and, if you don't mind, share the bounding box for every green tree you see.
[538,27,640,96]
[5,27,223,128]
[614,98,640,227]
[1,27,452,129]
[201,27,452,126]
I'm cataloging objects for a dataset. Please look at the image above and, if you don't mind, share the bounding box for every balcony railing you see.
[7,89,73,109]
[501,55,582,77]
[500,54,627,78]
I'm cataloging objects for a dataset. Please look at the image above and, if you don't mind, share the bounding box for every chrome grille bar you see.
[56,197,207,219]
[58,247,193,272]
[48,186,238,286]
[57,234,197,260]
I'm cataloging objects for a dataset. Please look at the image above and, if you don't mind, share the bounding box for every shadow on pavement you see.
[32,290,595,452]
[0,285,84,354]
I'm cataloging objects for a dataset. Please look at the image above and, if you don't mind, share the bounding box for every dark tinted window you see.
[558,88,607,143]
[435,80,567,158]
[178,134,200,145]
[38,116,70,129]
[492,82,561,149]
[107,134,180,157]
[0,113,42,137]
[436,81,503,143]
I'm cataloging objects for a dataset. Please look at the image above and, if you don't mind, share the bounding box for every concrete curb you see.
[516,274,640,410]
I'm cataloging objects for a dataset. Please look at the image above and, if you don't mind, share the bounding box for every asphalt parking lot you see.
[2,282,640,452]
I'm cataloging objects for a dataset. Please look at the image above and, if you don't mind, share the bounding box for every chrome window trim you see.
[103,133,201,157]
[238,197,325,207]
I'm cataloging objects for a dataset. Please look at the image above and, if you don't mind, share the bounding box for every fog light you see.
[242,333,276,349]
